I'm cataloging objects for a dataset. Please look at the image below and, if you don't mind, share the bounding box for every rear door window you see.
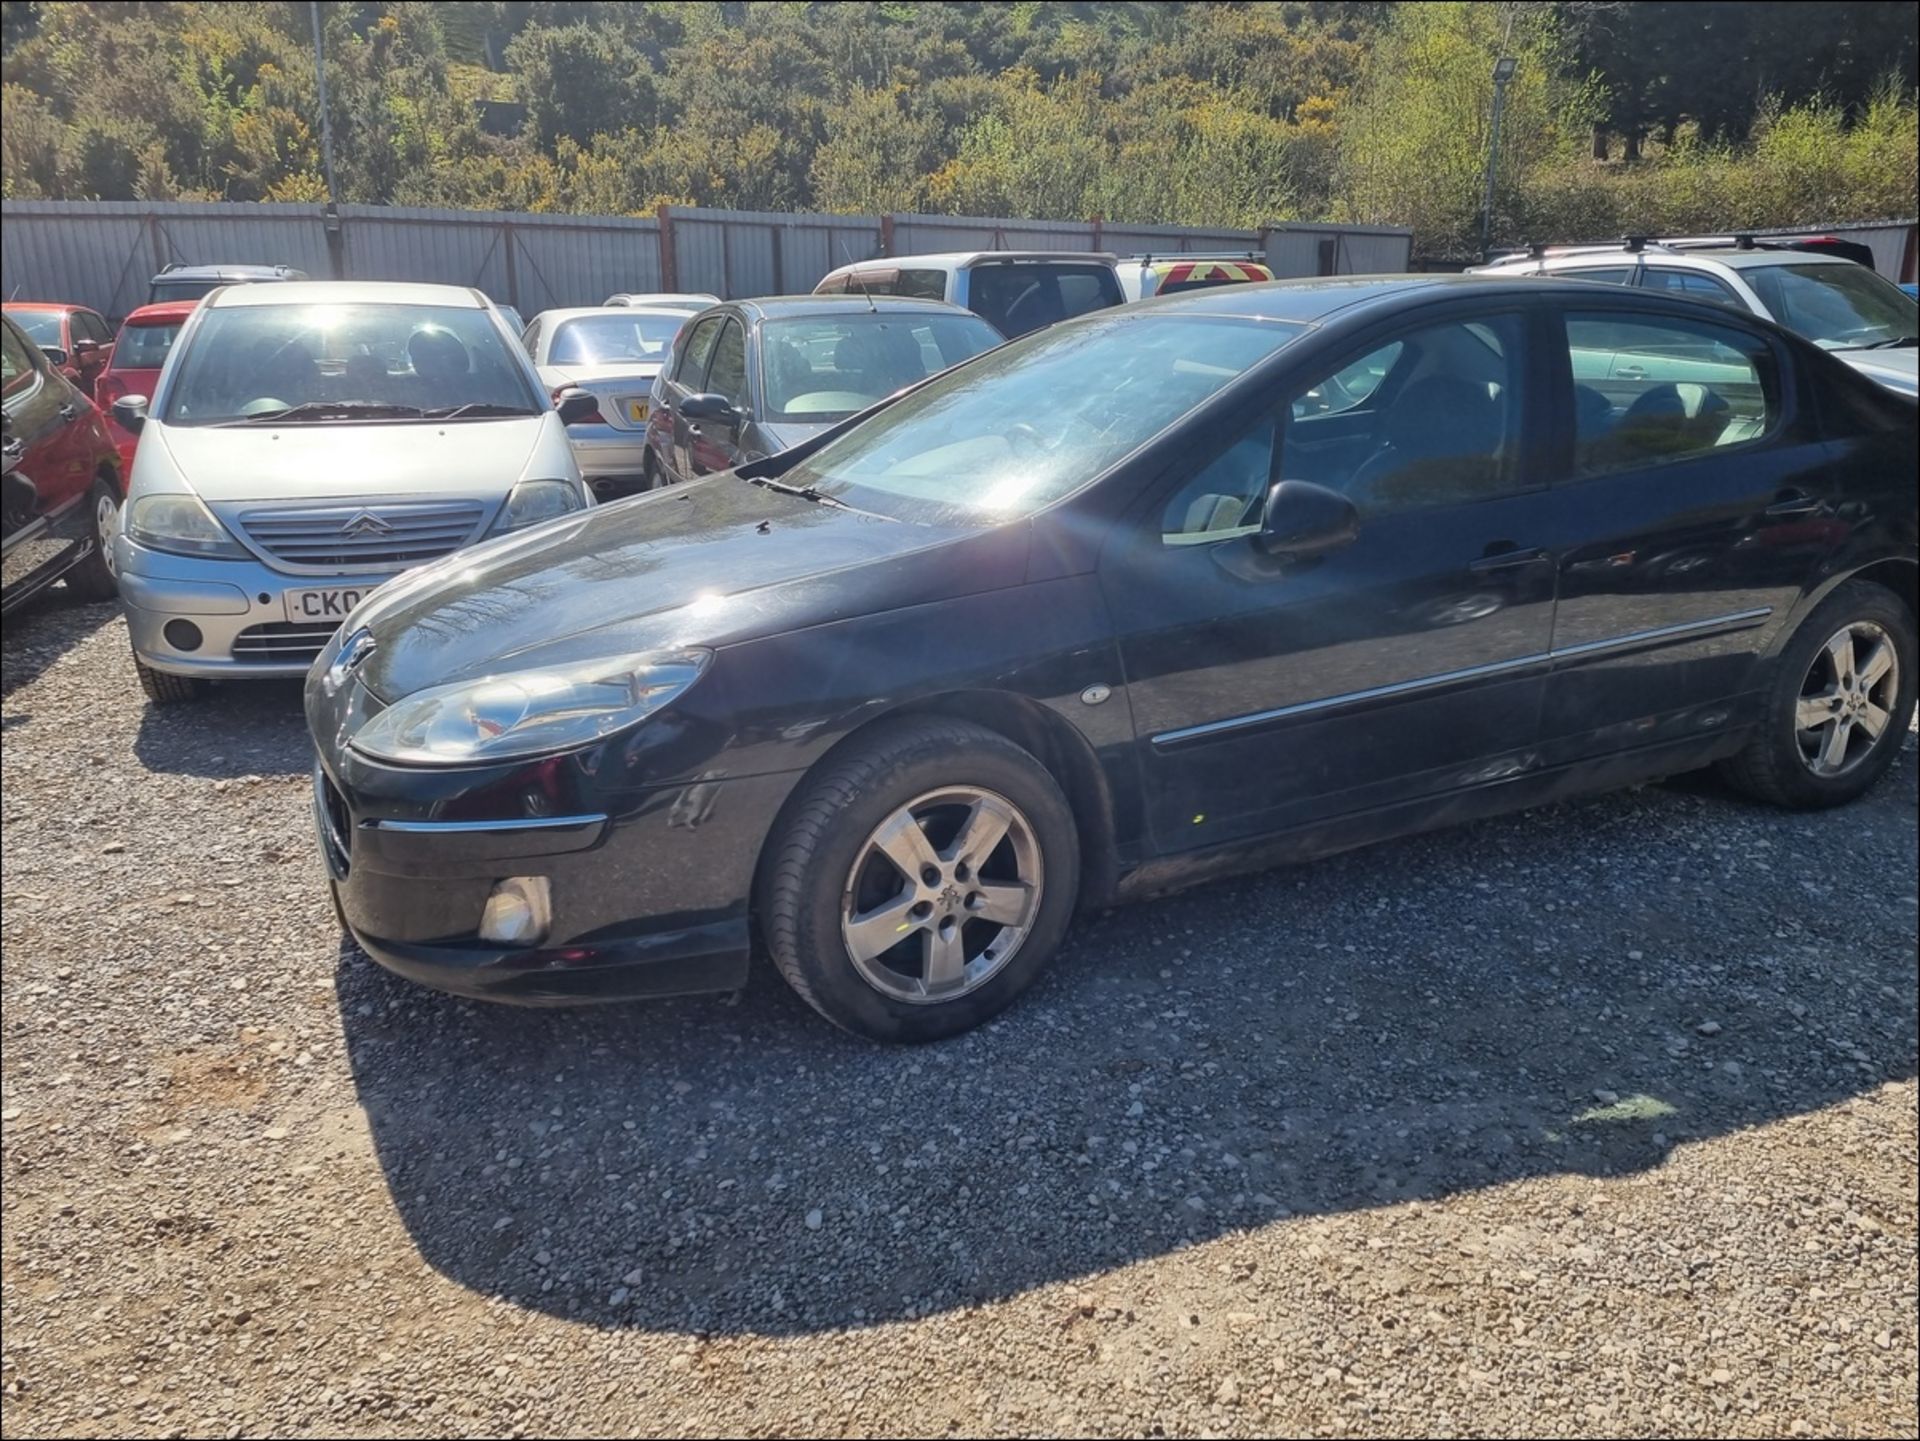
[1641,268,1744,309]
[1563,311,1778,478]
[1555,266,1636,285]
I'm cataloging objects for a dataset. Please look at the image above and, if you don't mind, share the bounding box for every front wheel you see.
[760,718,1080,1042]
[65,479,122,601]
[1719,581,1916,809]
[136,653,207,706]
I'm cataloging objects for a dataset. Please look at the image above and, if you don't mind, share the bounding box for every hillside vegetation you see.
[2,1,1914,258]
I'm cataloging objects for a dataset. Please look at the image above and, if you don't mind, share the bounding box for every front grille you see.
[233,621,340,665]
[236,500,487,569]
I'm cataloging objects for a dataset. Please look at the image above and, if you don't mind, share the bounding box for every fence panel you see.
[1,199,1418,318]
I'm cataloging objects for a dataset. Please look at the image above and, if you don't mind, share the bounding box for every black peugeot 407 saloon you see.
[307,277,1919,1042]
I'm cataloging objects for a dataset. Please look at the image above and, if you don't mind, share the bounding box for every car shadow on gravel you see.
[335,760,1919,1340]
[0,594,119,701]
[132,679,312,778]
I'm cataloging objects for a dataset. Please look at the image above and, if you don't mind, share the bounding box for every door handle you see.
[1470,544,1550,574]
[1615,365,1647,380]
[1764,489,1822,518]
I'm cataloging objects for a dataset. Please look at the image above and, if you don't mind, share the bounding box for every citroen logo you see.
[340,509,394,537]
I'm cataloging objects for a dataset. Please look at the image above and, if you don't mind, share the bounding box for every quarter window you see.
[674,316,723,385]
[705,320,748,406]
[1555,266,1635,286]
[1563,312,1776,478]
[1279,315,1527,518]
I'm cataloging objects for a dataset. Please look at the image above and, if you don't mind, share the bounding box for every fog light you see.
[163,619,203,651]
[479,876,552,946]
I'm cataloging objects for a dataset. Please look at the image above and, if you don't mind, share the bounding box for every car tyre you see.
[760,717,1080,1043]
[135,654,207,706]
[1718,580,1915,809]
[643,451,665,491]
[64,478,122,601]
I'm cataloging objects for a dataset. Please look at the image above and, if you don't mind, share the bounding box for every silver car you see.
[523,305,699,499]
[110,280,592,705]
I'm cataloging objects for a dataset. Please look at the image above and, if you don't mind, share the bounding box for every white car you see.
[1473,239,1918,397]
[604,292,720,309]
[522,305,698,499]
[813,252,1123,338]
[109,280,593,705]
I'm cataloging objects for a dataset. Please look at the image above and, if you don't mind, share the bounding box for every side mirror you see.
[111,395,150,434]
[554,388,601,426]
[681,392,739,425]
[1255,479,1359,560]
[40,346,69,369]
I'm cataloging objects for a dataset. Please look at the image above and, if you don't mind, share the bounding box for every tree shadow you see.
[132,678,311,778]
[334,758,1918,1337]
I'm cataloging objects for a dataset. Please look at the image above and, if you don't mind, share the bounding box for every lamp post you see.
[1480,55,1517,259]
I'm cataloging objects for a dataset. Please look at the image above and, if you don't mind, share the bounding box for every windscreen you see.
[1743,263,1918,350]
[778,311,1303,525]
[113,321,184,372]
[8,310,64,346]
[548,312,688,366]
[161,302,541,424]
[760,312,1001,422]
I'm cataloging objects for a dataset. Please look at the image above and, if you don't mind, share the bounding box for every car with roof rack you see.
[814,252,1124,338]
[1472,235,1918,397]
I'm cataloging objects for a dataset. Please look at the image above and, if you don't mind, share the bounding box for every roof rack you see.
[1132,250,1267,265]
[1488,235,1686,263]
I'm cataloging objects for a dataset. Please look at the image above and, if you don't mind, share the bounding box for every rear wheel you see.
[760,718,1080,1042]
[1719,581,1915,809]
[64,479,122,601]
[136,654,206,706]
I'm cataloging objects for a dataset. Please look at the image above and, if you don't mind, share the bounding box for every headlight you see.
[124,493,248,558]
[349,649,711,766]
[490,479,586,535]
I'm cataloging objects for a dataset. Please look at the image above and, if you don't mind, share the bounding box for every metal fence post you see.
[879,214,895,258]
[657,204,678,292]
[502,220,519,310]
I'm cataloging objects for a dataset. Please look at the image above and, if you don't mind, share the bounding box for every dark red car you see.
[92,300,199,478]
[2,313,123,614]
[2,301,116,399]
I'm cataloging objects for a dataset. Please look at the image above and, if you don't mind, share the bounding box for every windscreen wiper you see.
[225,401,425,425]
[420,402,542,418]
[747,475,850,510]
[1859,335,1918,349]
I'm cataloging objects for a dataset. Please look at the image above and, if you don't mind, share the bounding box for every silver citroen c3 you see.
[109,280,595,704]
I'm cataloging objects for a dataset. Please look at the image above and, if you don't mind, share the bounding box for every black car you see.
[307,277,1918,1042]
[640,295,1001,488]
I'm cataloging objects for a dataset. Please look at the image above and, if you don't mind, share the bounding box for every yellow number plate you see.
[624,398,651,424]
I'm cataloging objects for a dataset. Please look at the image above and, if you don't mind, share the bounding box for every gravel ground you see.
[3,595,1916,1440]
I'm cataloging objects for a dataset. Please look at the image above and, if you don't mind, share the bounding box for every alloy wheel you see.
[1795,620,1898,777]
[840,785,1044,1004]
[96,490,120,579]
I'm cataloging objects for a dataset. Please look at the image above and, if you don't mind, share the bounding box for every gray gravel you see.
[4,596,1916,1439]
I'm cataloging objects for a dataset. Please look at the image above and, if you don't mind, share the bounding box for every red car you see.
[92,300,200,478]
[2,301,116,399]
[2,313,122,614]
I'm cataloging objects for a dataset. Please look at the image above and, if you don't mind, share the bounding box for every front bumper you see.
[564,422,653,499]
[313,750,798,1006]
[116,536,401,679]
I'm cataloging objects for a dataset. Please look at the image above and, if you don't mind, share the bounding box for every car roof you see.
[3,301,93,314]
[205,280,485,308]
[120,300,203,324]
[730,294,994,321]
[532,306,700,325]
